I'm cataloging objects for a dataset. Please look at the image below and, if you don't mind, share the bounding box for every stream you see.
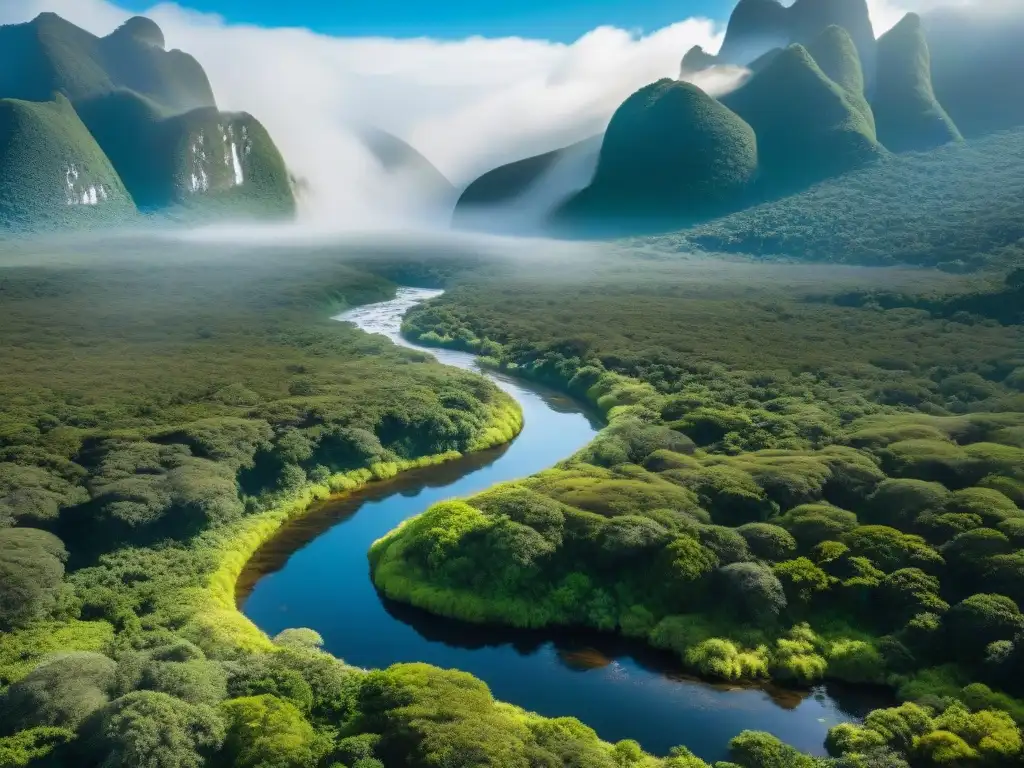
[239,287,883,762]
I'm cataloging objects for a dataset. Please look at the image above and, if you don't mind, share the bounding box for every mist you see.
[1,0,1016,234]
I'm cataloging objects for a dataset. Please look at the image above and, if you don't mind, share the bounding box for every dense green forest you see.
[0,241,541,767]
[375,250,1024,768]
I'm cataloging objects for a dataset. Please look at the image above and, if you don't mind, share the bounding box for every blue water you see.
[240,288,882,761]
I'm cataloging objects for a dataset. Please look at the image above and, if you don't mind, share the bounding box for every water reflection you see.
[240,288,889,761]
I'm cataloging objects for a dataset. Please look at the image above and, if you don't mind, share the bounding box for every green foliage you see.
[0,727,75,767]
[0,527,67,630]
[726,730,819,768]
[92,690,225,768]
[220,695,323,768]
[0,95,135,231]
[676,128,1024,270]
[1,651,115,732]
[873,13,962,153]
[946,595,1024,661]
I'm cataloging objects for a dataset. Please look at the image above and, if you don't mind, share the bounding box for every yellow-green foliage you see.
[684,638,769,681]
[0,620,114,689]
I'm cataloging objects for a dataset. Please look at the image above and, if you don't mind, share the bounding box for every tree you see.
[737,523,797,561]
[93,691,225,768]
[773,557,832,606]
[946,594,1024,660]
[878,569,948,626]
[842,525,944,573]
[727,730,818,768]
[0,528,67,630]
[717,562,787,623]
[1,652,116,733]
[220,695,322,768]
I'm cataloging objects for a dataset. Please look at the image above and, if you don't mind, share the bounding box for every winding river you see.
[239,288,883,762]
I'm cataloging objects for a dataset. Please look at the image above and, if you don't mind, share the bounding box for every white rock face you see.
[64,163,110,206]
[186,122,254,195]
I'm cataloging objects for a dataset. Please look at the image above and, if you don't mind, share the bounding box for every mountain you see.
[718,0,876,88]
[872,14,961,154]
[453,135,602,222]
[718,0,791,66]
[556,80,757,226]
[0,13,214,114]
[924,7,1024,138]
[0,95,135,230]
[356,125,457,211]
[75,90,294,218]
[805,25,874,131]
[0,14,295,230]
[680,46,721,76]
[721,44,882,191]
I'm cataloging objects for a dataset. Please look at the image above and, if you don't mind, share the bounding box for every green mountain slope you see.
[805,25,874,131]
[0,95,135,231]
[455,135,602,211]
[0,13,214,114]
[558,80,757,224]
[75,90,294,218]
[666,127,1024,271]
[873,13,961,154]
[721,44,882,191]
[789,0,876,83]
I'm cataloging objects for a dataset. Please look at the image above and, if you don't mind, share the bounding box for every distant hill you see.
[718,0,876,87]
[924,7,1024,139]
[356,125,457,212]
[556,80,757,227]
[721,44,882,192]
[873,13,961,154]
[0,14,295,231]
[0,13,214,114]
[0,95,135,230]
[452,135,602,226]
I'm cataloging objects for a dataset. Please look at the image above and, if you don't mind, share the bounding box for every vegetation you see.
[374,248,1024,759]
[0,95,136,231]
[872,14,961,154]
[659,127,1024,271]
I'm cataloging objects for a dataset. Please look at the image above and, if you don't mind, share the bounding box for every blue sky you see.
[117,0,731,40]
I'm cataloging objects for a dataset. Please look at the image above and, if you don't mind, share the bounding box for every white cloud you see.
[1,0,739,229]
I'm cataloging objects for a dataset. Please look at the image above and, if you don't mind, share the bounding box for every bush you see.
[1,652,116,733]
[0,528,67,630]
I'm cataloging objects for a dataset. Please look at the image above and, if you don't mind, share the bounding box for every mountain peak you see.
[111,16,166,50]
[719,0,876,89]
[873,11,961,152]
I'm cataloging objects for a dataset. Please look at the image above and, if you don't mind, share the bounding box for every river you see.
[239,287,882,762]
